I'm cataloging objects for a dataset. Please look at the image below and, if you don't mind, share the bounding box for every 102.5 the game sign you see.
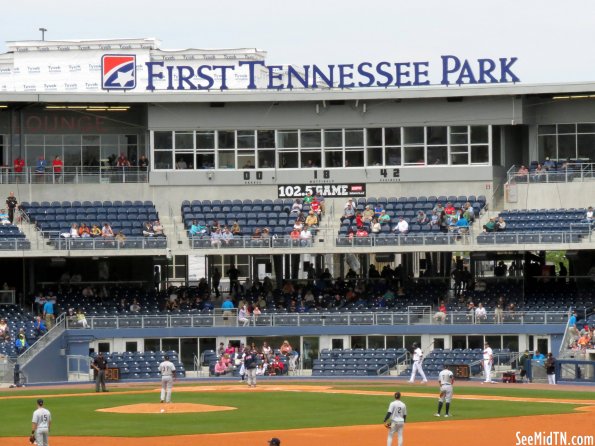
[278,183,366,198]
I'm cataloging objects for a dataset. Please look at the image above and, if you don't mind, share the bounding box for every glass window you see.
[385,147,401,166]
[452,336,467,349]
[324,150,343,168]
[403,127,424,145]
[239,151,255,169]
[44,135,62,145]
[257,130,275,148]
[471,126,489,144]
[279,152,298,168]
[301,151,321,168]
[154,151,173,169]
[366,128,382,146]
[577,123,595,133]
[323,129,342,147]
[218,131,235,149]
[26,135,44,145]
[277,130,298,148]
[427,127,447,145]
[386,336,403,349]
[350,335,366,349]
[345,129,364,147]
[557,134,576,159]
[175,132,194,150]
[538,135,557,159]
[367,147,383,166]
[450,126,469,145]
[367,336,385,349]
[196,131,215,149]
[65,146,83,166]
[557,124,576,134]
[484,336,502,350]
[301,130,321,148]
[258,150,275,168]
[64,135,80,145]
[345,150,364,167]
[154,131,172,150]
[471,145,489,164]
[538,125,556,134]
[578,134,595,159]
[237,130,255,149]
[427,146,448,165]
[403,146,424,165]
[175,153,193,169]
[503,335,519,352]
[195,153,214,169]
[468,336,484,350]
[218,151,235,169]
[450,152,469,165]
[385,127,401,146]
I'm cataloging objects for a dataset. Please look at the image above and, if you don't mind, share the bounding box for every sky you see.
[1,0,594,85]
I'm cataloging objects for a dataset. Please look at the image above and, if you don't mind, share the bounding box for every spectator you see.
[15,332,29,354]
[494,304,504,324]
[356,226,369,237]
[35,155,47,174]
[305,210,318,227]
[280,340,293,356]
[293,219,304,232]
[5,192,18,224]
[433,301,447,323]
[342,203,355,222]
[299,226,312,246]
[310,197,321,215]
[211,228,223,248]
[475,303,487,323]
[115,231,126,245]
[142,222,154,237]
[0,209,10,225]
[370,218,381,234]
[517,165,529,175]
[238,304,250,327]
[543,157,555,170]
[393,217,409,235]
[52,155,63,177]
[290,199,303,215]
[43,298,55,329]
[33,316,47,336]
[585,206,594,224]
[76,308,89,329]
[315,192,326,214]
[78,223,91,237]
[378,210,391,223]
[495,216,506,231]
[444,202,456,215]
[222,296,235,324]
[433,202,444,214]
[303,191,314,204]
[416,210,428,224]
[70,223,80,238]
[362,205,375,223]
[0,318,9,340]
[90,224,102,237]
[130,299,141,312]
[533,351,545,366]
[231,220,242,236]
[138,154,149,169]
[374,204,384,218]
[214,358,229,376]
[290,228,300,240]
[101,223,114,238]
[354,212,363,228]
[13,156,25,178]
[483,217,496,233]
[153,220,164,237]
[117,153,131,167]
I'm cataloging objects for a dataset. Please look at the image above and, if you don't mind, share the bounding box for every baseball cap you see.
[268,439,281,446]
[37,399,44,406]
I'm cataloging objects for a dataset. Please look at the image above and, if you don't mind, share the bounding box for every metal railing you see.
[189,234,324,249]
[0,238,32,251]
[477,230,592,244]
[49,235,167,251]
[17,313,66,368]
[68,310,570,330]
[0,290,16,304]
[337,232,471,247]
[0,166,149,184]
[506,163,595,184]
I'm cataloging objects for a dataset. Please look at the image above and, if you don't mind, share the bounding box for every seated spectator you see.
[517,165,529,175]
[115,231,126,244]
[370,218,381,234]
[433,301,447,323]
[444,202,456,215]
[299,226,312,246]
[238,304,250,327]
[280,340,293,356]
[433,202,444,214]
[393,217,409,234]
[429,211,440,227]
[142,222,154,237]
[495,216,506,231]
[130,299,141,312]
[70,223,80,238]
[362,205,375,223]
[15,332,28,354]
[251,228,262,239]
[347,226,355,239]
[483,218,496,232]
[76,308,89,329]
[0,209,10,225]
[305,210,318,227]
[0,318,10,340]
[454,214,469,233]
[310,198,321,215]
[378,210,391,223]
[315,192,326,214]
[153,220,164,237]
[475,303,487,323]
[101,223,114,238]
[221,227,233,245]
[211,228,223,248]
[415,210,428,224]
[290,228,300,240]
[356,226,368,237]
[90,224,101,237]
[342,202,355,221]
[290,198,303,215]
[214,357,230,376]
[210,219,221,233]
[78,223,91,237]
[231,220,242,236]
[262,227,271,239]
[585,206,593,223]
[268,355,285,375]
[463,204,475,223]
[374,204,384,218]
[33,316,47,336]
[189,220,206,236]
[303,191,314,204]
[533,163,545,180]
[543,157,555,170]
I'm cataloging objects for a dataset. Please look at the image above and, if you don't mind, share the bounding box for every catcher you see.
[31,398,51,446]
[383,391,407,446]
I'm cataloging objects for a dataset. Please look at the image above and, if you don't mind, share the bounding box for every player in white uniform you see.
[408,343,428,383]
[32,398,51,446]
[159,354,176,403]
[482,342,494,383]
[434,365,454,417]
[383,391,407,446]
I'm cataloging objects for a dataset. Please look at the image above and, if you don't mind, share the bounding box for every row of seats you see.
[90,350,186,380]
[355,195,486,205]
[313,348,407,376]
[22,200,155,209]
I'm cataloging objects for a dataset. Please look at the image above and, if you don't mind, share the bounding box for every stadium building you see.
[0,38,593,384]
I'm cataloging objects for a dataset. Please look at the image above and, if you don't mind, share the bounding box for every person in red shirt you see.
[444,202,456,215]
[13,156,25,173]
[355,212,363,228]
[52,156,63,174]
[356,227,368,237]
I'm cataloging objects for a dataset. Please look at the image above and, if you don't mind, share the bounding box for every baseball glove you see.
[29,434,35,444]
[384,422,392,428]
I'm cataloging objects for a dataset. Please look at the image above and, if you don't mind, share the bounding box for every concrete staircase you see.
[17,217,52,252]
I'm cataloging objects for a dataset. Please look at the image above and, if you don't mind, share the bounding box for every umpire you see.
[92,352,109,392]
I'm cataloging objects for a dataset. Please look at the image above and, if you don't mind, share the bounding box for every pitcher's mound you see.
[97,403,237,414]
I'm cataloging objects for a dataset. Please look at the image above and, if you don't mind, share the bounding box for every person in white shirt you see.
[394,217,409,234]
[31,399,51,446]
[211,229,222,248]
[383,391,407,446]
[409,342,428,383]
[482,342,494,383]
[299,227,312,246]
[159,354,176,403]
[475,303,487,323]
[434,365,454,417]
[238,304,250,327]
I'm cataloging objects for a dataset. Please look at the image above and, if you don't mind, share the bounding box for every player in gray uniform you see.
[159,354,176,403]
[383,391,407,446]
[434,365,454,417]
[31,398,51,446]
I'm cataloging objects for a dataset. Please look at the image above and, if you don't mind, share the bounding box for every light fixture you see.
[0,105,8,109]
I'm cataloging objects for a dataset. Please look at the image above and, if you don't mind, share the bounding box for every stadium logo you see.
[101,55,136,90]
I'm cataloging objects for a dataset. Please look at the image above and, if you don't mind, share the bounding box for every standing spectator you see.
[545,353,556,385]
[42,298,55,329]
[221,296,235,325]
[212,268,221,298]
[227,264,240,296]
[475,303,487,323]
[116,153,131,167]
[138,155,149,169]
[494,304,504,324]
[518,350,532,383]
[52,155,63,181]
[13,156,25,181]
[92,352,109,392]
[35,155,47,175]
[5,192,18,224]
[33,316,47,336]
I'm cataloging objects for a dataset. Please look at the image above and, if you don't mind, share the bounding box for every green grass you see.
[0,382,588,437]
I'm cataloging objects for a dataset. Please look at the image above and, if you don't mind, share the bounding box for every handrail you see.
[507,163,595,184]
[37,235,168,251]
[17,312,66,368]
[0,166,149,185]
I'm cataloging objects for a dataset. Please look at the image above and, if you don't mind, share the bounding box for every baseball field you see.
[1,380,594,446]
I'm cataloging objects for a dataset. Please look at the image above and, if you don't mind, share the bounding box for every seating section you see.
[92,350,186,380]
[312,348,407,377]
[338,195,486,241]
[181,198,319,248]
[478,208,591,244]
[0,224,30,250]
[0,305,42,357]
[21,200,165,248]
[516,161,594,183]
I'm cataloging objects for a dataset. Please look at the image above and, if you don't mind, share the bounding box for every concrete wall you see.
[505,182,595,210]
[21,333,67,383]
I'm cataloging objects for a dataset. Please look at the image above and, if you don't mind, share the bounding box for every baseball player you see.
[409,343,428,384]
[383,391,407,446]
[159,354,176,403]
[434,364,454,417]
[31,399,51,446]
[482,342,495,383]
[243,347,258,388]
